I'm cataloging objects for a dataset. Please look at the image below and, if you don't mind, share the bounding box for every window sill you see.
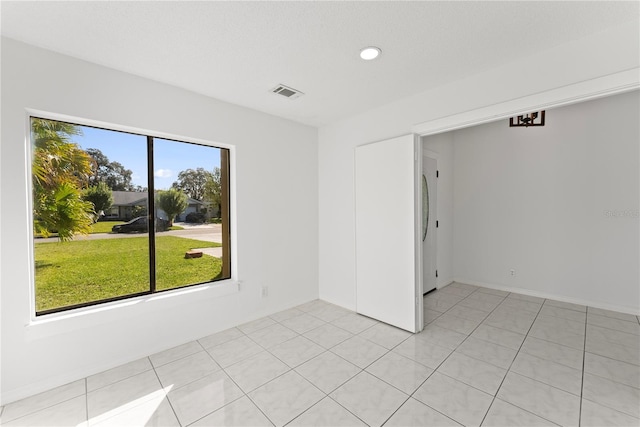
[26,280,240,337]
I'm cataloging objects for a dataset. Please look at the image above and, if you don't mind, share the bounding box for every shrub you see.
[185,212,206,223]
[131,205,147,218]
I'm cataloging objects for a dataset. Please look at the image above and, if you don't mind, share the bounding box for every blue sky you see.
[75,126,221,190]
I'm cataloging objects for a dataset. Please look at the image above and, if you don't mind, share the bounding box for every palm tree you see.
[31,118,95,240]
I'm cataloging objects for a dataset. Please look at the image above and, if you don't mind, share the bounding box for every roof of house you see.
[112,191,148,206]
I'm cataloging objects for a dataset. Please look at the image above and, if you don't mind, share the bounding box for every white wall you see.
[0,38,318,403]
[453,91,639,313]
[422,133,454,289]
[318,22,639,310]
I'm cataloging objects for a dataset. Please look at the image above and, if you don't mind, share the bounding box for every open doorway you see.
[422,152,438,295]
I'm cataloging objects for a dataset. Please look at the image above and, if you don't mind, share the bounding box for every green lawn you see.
[90,221,124,233]
[34,236,222,312]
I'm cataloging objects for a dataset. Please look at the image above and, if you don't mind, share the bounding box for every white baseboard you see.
[453,277,640,316]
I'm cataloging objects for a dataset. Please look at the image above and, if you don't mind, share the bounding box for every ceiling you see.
[1,1,637,127]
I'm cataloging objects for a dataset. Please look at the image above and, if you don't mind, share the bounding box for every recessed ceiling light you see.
[360,46,381,61]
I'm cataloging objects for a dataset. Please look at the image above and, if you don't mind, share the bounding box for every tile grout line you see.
[215,309,353,426]
[191,320,298,426]
[5,297,635,426]
[485,298,588,424]
[206,364,273,427]
[399,286,508,426]
[377,323,467,427]
[282,395,368,427]
[425,288,508,358]
[84,378,88,425]
[332,327,419,427]
[477,296,557,427]
[325,395,372,427]
[402,288,512,426]
[378,394,415,426]
[275,307,419,425]
[208,300,390,426]
[161,322,298,425]
[346,329,422,397]
[0,385,86,425]
[150,341,206,371]
[149,360,182,426]
[579,306,590,427]
[153,353,223,394]
[482,305,586,353]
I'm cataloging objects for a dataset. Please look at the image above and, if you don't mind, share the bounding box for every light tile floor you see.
[1,282,639,426]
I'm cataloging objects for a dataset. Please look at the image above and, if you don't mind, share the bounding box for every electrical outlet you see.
[510,269,516,276]
[261,286,268,298]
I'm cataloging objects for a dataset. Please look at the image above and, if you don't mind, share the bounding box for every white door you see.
[355,134,422,333]
[422,155,437,293]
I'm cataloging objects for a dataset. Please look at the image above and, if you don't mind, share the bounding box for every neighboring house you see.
[176,197,207,222]
[106,191,206,221]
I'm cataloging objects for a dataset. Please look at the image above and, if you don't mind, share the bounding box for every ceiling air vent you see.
[271,84,304,99]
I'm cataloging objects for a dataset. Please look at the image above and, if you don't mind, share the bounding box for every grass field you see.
[90,221,125,233]
[34,236,222,312]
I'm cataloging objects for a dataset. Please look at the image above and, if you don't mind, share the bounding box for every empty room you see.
[1,2,638,426]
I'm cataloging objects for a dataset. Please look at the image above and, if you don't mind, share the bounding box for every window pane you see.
[32,118,150,313]
[32,117,232,315]
[152,138,229,291]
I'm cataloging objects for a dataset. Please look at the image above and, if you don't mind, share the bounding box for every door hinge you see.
[436,270,439,278]
[436,170,439,178]
[436,220,439,228]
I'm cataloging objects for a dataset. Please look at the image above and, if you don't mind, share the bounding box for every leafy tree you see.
[131,205,147,218]
[83,182,114,221]
[31,118,95,240]
[104,161,134,191]
[171,168,212,201]
[204,167,222,217]
[156,189,188,226]
[131,185,148,192]
[86,148,134,191]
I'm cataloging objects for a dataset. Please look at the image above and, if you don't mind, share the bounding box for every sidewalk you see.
[192,247,222,258]
[172,222,220,229]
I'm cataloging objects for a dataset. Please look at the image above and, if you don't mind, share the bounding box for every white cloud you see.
[154,169,173,178]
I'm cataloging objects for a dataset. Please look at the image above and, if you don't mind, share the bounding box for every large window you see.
[31,117,231,315]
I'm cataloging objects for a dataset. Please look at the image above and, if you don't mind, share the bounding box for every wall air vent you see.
[271,84,304,99]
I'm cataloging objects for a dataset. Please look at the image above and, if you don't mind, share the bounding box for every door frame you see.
[410,69,637,331]
[355,69,637,334]
[413,137,423,332]
[412,69,638,137]
[421,149,439,297]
